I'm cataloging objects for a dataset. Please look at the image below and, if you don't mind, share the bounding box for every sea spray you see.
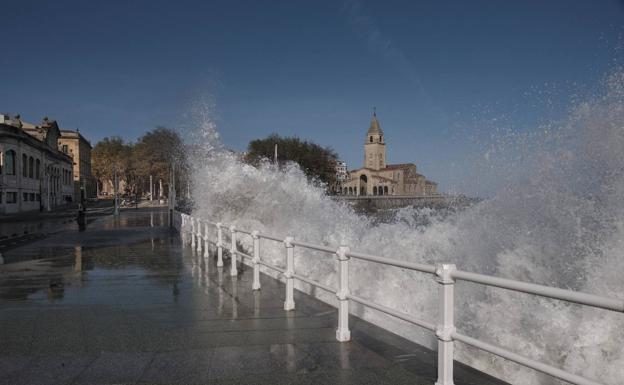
[189,72,624,384]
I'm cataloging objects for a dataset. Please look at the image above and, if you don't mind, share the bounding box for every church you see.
[339,112,437,196]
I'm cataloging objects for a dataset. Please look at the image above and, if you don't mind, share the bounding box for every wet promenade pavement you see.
[0,209,506,385]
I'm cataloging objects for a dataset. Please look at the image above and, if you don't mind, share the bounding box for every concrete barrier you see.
[333,195,478,211]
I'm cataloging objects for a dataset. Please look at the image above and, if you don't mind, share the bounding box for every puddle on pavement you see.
[0,238,185,302]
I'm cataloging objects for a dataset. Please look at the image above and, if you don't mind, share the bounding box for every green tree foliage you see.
[245,134,338,186]
[133,127,185,190]
[92,136,133,189]
[92,127,187,196]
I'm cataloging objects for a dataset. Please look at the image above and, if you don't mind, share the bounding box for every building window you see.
[62,144,68,154]
[28,156,34,178]
[23,192,28,201]
[36,193,41,202]
[384,186,388,195]
[29,193,35,201]
[4,150,15,175]
[6,192,17,203]
[22,154,28,177]
[36,159,40,179]
[370,136,373,143]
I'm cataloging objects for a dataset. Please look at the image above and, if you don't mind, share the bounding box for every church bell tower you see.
[364,110,386,170]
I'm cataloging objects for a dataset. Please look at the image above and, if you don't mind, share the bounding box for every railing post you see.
[229,225,238,276]
[203,221,210,259]
[435,263,456,385]
[190,216,196,248]
[196,219,203,253]
[251,231,261,291]
[336,245,351,342]
[187,216,191,240]
[283,236,295,311]
[216,223,223,267]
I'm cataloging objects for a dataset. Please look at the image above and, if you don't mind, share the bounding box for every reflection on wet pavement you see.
[0,209,506,385]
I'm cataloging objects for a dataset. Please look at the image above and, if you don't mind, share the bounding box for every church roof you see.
[371,174,396,183]
[385,163,416,170]
[367,111,383,135]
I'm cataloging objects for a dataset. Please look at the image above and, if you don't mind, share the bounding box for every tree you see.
[133,127,186,196]
[245,134,338,186]
[92,128,187,199]
[92,136,133,193]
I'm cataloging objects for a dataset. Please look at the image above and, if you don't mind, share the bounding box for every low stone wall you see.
[333,195,475,211]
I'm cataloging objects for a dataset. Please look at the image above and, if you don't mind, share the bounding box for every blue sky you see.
[1,0,623,194]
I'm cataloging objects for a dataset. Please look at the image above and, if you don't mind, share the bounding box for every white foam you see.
[189,72,624,385]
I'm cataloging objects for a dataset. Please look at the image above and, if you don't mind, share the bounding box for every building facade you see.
[0,115,75,214]
[339,112,437,196]
[58,130,95,201]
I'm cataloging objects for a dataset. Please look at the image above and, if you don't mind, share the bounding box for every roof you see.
[385,163,416,170]
[22,126,46,141]
[367,111,383,135]
[0,123,73,164]
[371,174,396,183]
[60,130,92,148]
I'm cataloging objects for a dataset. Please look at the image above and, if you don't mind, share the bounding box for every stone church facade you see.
[339,112,437,196]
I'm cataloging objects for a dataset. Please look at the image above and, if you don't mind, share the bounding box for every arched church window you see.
[384,186,388,195]
[373,186,378,195]
[370,136,373,143]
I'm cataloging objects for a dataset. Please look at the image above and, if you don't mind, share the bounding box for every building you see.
[340,112,437,196]
[335,161,348,182]
[58,130,95,201]
[0,115,75,214]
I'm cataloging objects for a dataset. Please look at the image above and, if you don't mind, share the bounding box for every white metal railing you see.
[173,211,622,385]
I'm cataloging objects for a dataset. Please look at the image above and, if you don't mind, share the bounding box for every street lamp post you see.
[113,166,119,216]
[168,162,176,227]
[45,161,59,212]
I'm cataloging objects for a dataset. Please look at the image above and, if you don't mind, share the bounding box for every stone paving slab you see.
[0,209,507,385]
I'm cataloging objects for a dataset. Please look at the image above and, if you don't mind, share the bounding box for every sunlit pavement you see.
[0,209,506,385]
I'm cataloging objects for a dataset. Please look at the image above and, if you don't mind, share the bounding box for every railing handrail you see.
[450,269,624,312]
[194,215,623,312]
[173,211,620,385]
